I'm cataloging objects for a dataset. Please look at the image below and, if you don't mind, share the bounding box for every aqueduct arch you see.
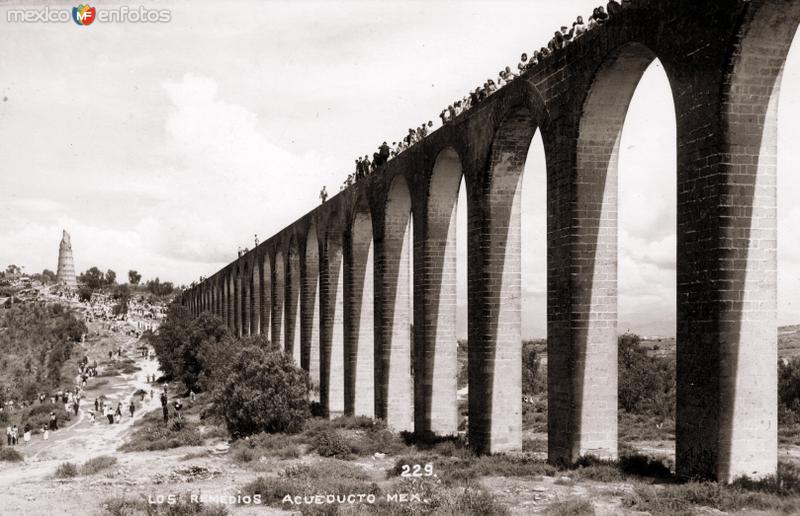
[272,251,285,349]
[183,0,800,482]
[286,238,302,365]
[302,224,322,395]
[377,175,414,431]
[344,199,376,418]
[415,147,463,437]
[251,258,261,335]
[321,228,346,418]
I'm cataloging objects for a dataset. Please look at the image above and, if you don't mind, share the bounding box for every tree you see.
[128,270,142,285]
[618,333,675,418]
[41,269,57,285]
[78,267,105,290]
[145,277,175,297]
[521,340,546,395]
[105,269,117,286]
[78,286,93,302]
[151,305,229,391]
[214,340,310,436]
[112,284,131,317]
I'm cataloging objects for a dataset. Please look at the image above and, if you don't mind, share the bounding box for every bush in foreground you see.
[120,409,204,452]
[81,455,117,475]
[544,499,594,516]
[54,462,78,478]
[310,428,352,459]
[0,447,23,462]
[213,341,309,437]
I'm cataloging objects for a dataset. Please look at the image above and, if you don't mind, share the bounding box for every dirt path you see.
[0,317,171,513]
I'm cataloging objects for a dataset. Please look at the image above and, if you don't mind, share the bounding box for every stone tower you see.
[56,230,77,288]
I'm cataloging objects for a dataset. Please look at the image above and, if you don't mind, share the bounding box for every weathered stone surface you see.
[56,229,77,288]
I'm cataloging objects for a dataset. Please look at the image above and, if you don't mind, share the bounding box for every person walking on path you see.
[160,390,168,423]
[129,399,135,418]
[5,426,11,446]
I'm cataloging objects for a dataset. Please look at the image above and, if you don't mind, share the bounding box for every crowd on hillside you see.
[318,0,638,200]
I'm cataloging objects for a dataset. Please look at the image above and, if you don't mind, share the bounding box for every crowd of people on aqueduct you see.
[317,0,642,203]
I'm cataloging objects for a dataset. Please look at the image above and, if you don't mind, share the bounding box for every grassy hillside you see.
[0,301,86,404]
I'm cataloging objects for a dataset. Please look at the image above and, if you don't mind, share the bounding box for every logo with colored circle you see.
[72,4,96,25]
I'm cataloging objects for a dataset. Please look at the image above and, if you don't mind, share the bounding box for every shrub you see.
[348,423,410,457]
[545,499,595,516]
[213,342,309,436]
[54,462,79,478]
[449,489,511,515]
[0,447,23,462]
[20,402,68,434]
[120,409,205,452]
[230,432,306,464]
[81,455,117,475]
[311,428,351,459]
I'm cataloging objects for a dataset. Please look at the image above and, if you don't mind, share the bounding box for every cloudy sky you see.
[0,0,798,338]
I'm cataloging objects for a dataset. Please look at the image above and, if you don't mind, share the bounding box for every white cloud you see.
[1,1,800,338]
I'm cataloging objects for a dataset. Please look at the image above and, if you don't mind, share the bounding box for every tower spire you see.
[56,229,77,288]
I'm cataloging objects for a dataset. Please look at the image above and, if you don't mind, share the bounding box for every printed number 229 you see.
[400,463,433,477]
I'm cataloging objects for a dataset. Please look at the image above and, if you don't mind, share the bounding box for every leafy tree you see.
[128,270,142,285]
[105,269,117,286]
[78,267,105,290]
[151,306,229,391]
[779,358,800,425]
[145,277,175,297]
[31,269,57,285]
[78,285,93,302]
[112,284,131,317]
[522,340,546,395]
[618,333,675,418]
[41,269,56,284]
[214,340,310,436]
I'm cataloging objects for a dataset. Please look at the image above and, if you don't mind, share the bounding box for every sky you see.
[0,0,799,339]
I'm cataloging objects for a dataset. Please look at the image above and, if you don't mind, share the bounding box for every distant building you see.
[56,229,77,288]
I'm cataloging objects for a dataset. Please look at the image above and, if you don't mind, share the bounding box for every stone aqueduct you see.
[181,0,800,482]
